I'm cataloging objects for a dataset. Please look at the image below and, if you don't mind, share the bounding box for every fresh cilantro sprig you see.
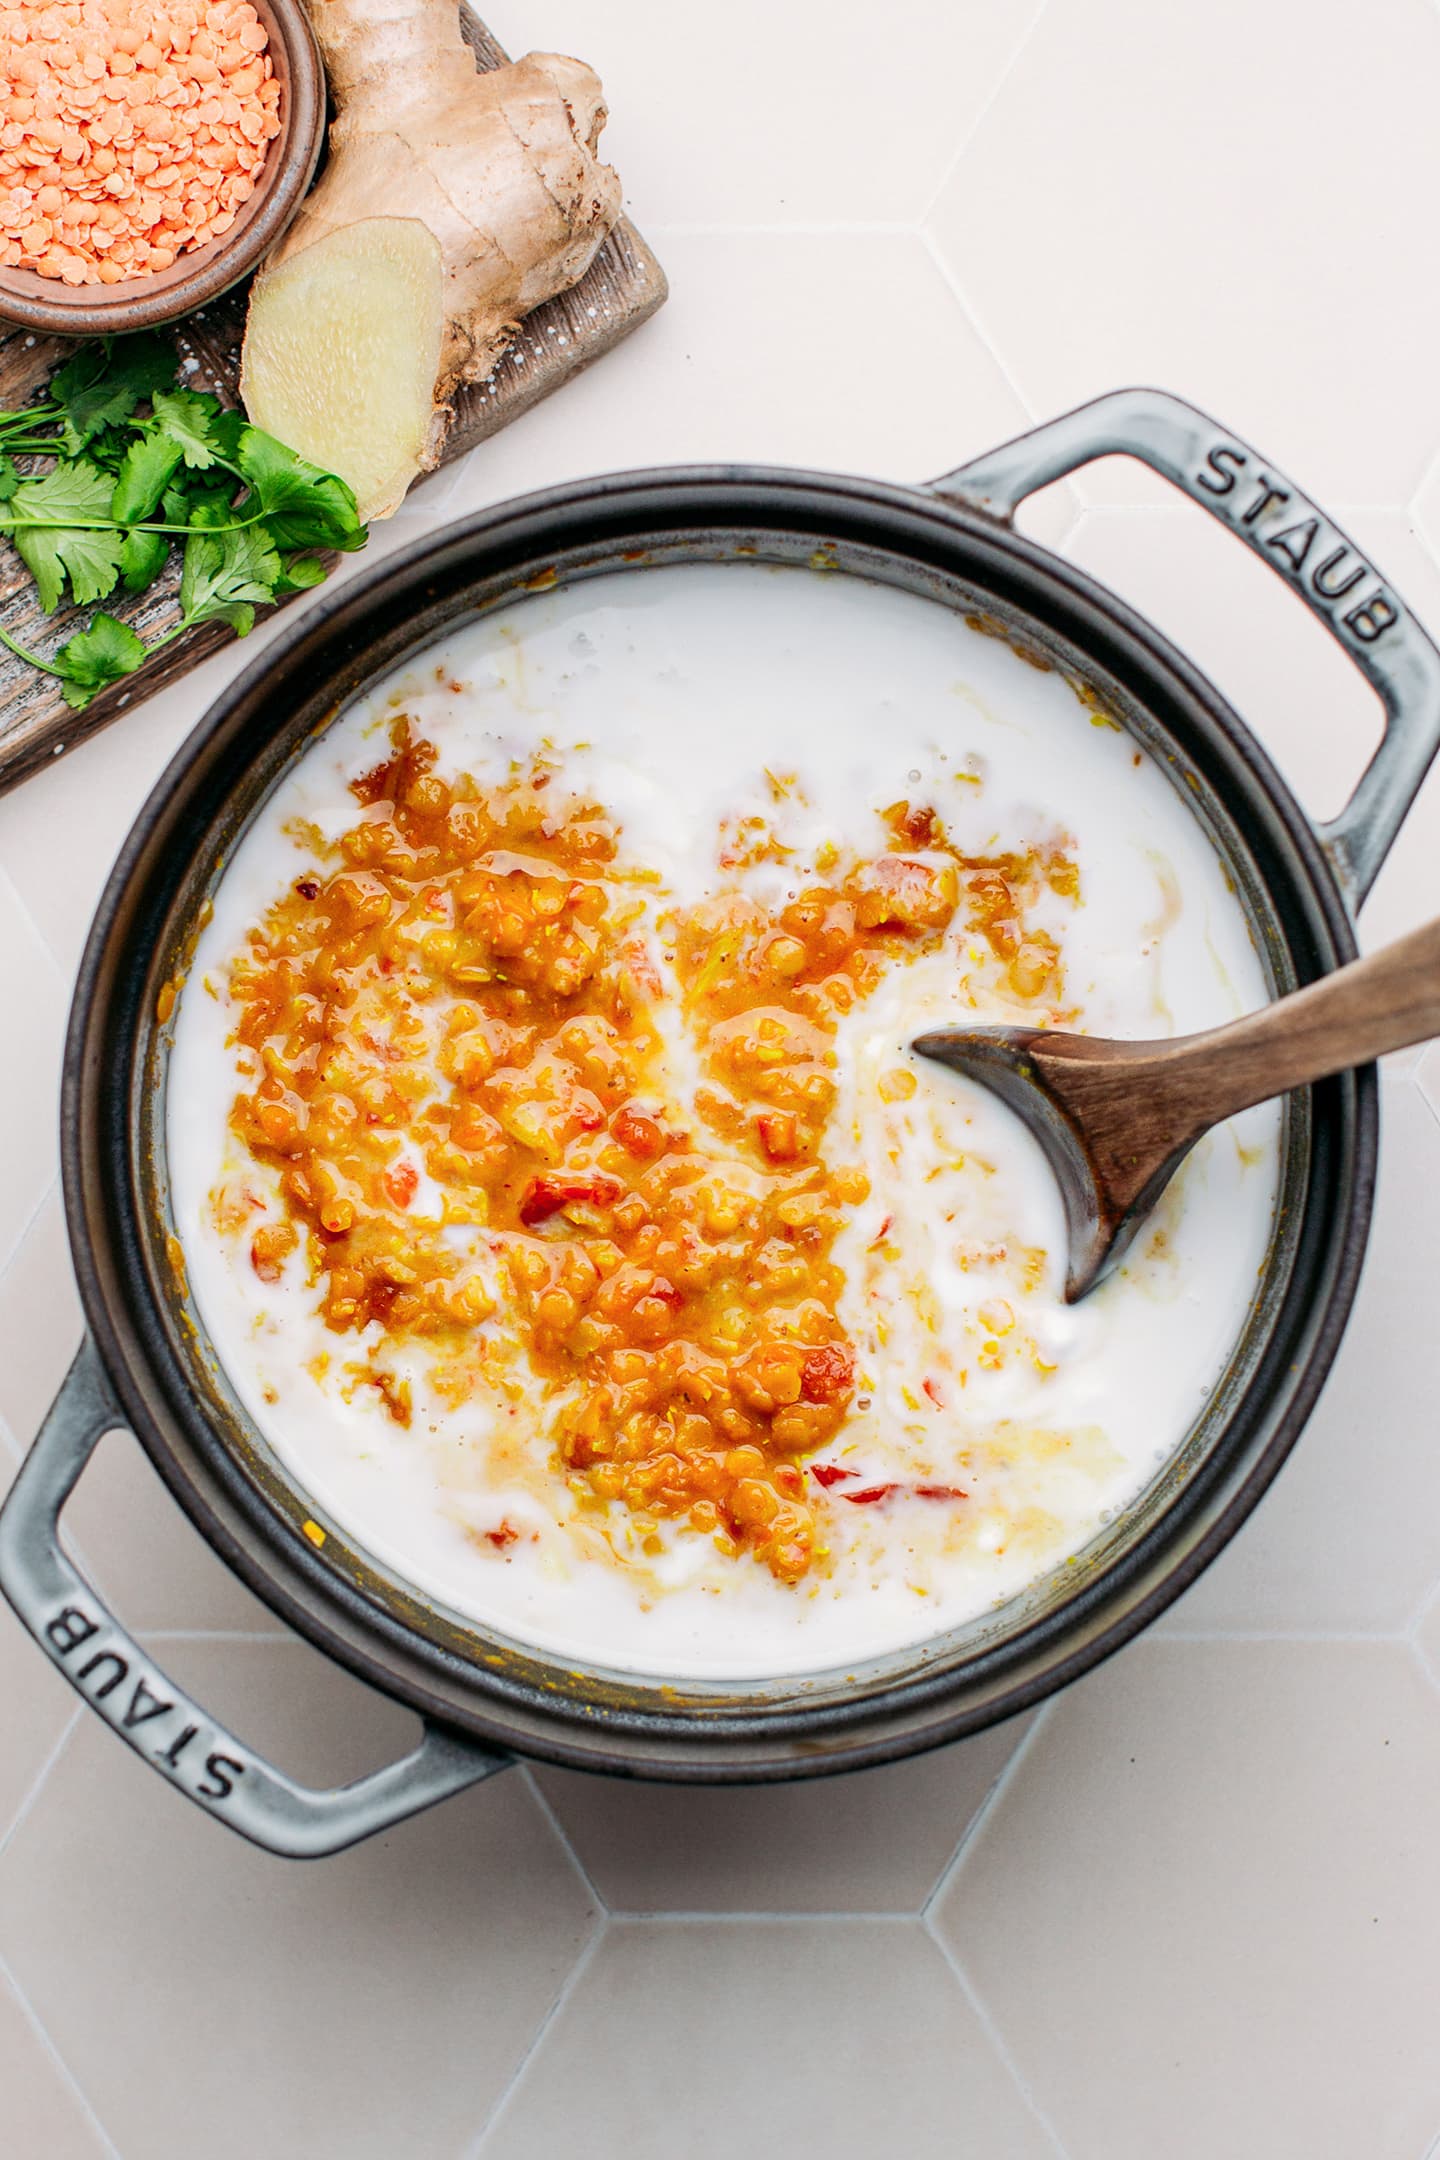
[0,334,366,709]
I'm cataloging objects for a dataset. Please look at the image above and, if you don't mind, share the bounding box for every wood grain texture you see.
[0,8,666,798]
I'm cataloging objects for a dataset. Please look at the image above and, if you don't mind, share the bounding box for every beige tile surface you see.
[0,1968,111,2160]
[1155,1073,1440,1635]
[0,1639,596,2160]
[937,1640,1440,2160]
[413,228,1039,505]
[0,1182,81,1455]
[1062,504,1440,954]
[63,1428,282,1638]
[0,869,65,1285]
[534,1712,1034,1913]
[0,1596,78,1844]
[485,0,1047,225]
[930,0,1440,505]
[481,1918,1056,2159]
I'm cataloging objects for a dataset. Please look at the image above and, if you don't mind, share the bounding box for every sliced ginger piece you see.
[241,218,444,523]
[239,2,624,521]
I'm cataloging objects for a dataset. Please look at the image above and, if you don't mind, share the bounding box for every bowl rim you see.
[0,0,325,337]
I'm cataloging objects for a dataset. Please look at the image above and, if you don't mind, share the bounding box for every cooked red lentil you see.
[222,721,1075,1584]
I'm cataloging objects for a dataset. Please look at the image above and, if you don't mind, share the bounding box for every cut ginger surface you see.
[217,723,1076,1585]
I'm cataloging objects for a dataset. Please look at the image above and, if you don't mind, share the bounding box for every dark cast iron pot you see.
[2,389,1436,1858]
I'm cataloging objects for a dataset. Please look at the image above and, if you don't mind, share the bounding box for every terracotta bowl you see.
[0,0,325,338]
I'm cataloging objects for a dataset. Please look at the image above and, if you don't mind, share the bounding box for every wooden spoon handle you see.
[1161,914,1440,1126]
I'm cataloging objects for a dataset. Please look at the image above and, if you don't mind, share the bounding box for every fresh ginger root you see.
[240,0,623,520]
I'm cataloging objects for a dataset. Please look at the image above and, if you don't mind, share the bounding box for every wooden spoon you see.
[912,918,1440,1303]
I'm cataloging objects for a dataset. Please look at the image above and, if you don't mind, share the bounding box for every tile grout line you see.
[917,0,1052,228]
[923,1703,1054,1922]
[1406,439,1440,533]
[461,1914,609,2160]
[0,1705,81,1865]
[1405,1579,1440,1652]
[0,1169,59,1305]
[0,853,69,982]
[516,1763,610,1916]
[1406,1629,1440,1702]
[0,1948,124,2159]
[917,226,1039,428]
[925,1920,1075,2160]
[605,1906,917,1925]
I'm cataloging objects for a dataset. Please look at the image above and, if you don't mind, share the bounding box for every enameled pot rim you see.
[62,459,1373,1775]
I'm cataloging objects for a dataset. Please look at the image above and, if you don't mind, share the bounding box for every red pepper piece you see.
[384,1161,418,1210]
[810,1461,861,1488]
[519,1171,622,1228]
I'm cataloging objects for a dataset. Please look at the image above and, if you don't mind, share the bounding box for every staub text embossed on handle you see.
[43,1601,245,1805]
[1194,442,1397,647]
[929,387,1440,902]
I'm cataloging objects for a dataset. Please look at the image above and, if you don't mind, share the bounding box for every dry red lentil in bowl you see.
[0,0,323,331]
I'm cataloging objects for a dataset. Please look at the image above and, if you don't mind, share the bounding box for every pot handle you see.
[0,1341,511,1858]
[928,387,1440,904]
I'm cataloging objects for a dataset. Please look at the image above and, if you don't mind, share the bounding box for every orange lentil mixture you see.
[220,723,1075,1585]
[0,0,278,285]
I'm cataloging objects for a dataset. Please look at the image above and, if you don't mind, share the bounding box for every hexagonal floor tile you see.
[927,0,1440,505]
[0,1182,81,1457]
[421,229,1038,509]
[0,1637,597,2160]
[1154,1071,1440,1635]
[1416,1587,1440,1697]
[1060,503,1440,954]
[0,869,65,1284]
[481,1917,1055,2159]
[62,1427,284,1638]
[0,635,251,983]
[0,1595,79,1846]
[499,0,1046,224]
[533,1712,1033,1913]
[0,1968,110,2160]
[936,1639,1440,2160]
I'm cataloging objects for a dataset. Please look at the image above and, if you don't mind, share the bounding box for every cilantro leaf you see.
[118,526,169,594]
[150,387,230,471]
[234,426,366,551]
[50,611,148,710]
[111,432,184,525]
[273,553,329,596]
[0,456,17,502]
[180,512,280,635]
[51,334,175,456]
[209,408,246,465]
[0,461,123,611]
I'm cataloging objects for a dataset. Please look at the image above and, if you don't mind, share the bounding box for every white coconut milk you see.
[167,563,1280,1679]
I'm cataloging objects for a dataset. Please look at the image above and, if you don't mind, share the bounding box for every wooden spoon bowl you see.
[915,914,1440,1302]
[0,0,325,339]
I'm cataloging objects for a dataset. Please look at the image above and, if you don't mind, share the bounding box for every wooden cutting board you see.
[0,11,666,798]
